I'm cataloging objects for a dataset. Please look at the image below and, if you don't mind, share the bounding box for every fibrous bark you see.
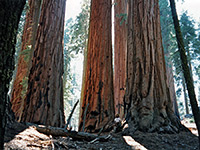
[0,0,26,148]
[165,55,180,118]
[21,0,66,127]
[11,0,42,121]
[114,0,127,118]
[79,0,114,132]
[124,0,181,133]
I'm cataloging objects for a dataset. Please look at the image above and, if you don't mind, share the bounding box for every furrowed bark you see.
[21,0,66,127]
[11,0,42,121]
[124,0,182,133]
[79,0,114,132]
[114,0,127,118]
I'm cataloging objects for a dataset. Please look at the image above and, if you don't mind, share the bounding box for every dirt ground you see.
[4,121,199,150]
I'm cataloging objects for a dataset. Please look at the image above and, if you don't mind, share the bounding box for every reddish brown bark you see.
[79,0,114,132]
[114,0,127,118]
[11,0,42,121]
[166,64,180,118]
[21,0,66,127]
[125,0,180,132]
[165,53,180,118]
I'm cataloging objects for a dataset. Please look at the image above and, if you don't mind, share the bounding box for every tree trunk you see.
[21,0,66,127]
[182,46,194,116]
[114,0,127,118]
[11,0,42,122]
[186,49,194,86]
[164,52,180,118]
[170,0,200,146]
[125,0,180,133]
[80,5,90,123]
[166,60,180,118]
[159,0,180,118]
[0,0,26,148]
[182,74,189,114]
[80,45,88,122]
[79,0,114,132]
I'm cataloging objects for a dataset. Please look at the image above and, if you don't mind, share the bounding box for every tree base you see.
[122,120,190,136]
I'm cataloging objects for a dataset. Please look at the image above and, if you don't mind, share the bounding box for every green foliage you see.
[180,12,196,48]
[65,4,90,54]
[159,0,200,117]
[159,0,177,62]
[63,0,90,82]
[20,76,28,99]
[63,0,90,130]
[116,13,127,25]
[9,1,28,96]
[179,11,197,69]
[15,0,29,62]
[19,45,32,62]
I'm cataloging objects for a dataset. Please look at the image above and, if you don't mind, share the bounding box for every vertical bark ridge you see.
[114,0,127,118]
[125,0,180,132]
[11,0,42,121]
[79,0,114,132]
[21,0,66,127]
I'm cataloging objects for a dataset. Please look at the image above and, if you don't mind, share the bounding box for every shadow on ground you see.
[4,121,199,150]
[128,130,199,150]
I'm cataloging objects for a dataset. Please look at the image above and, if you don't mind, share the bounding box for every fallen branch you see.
[89,134,112,144]
[64,99,79,129]
[28,123,111,142]
[82,103,89,132]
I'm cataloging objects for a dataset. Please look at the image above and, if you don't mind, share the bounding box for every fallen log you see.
[82,103,89,132]
[27,123,112,142]
[64,99,79,129]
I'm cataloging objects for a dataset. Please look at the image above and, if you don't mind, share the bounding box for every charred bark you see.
[124,0,181,133]
[114,0,127,118]
[0,0,26,148]
[21,0,66,127]
[79,0,114,132]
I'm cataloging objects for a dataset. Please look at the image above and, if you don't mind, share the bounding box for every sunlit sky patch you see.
[65,0,82,20]
[65,0,200,22]
[176,0,200,22]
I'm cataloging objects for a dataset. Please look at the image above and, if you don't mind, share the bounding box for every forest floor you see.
[4,120,199,150]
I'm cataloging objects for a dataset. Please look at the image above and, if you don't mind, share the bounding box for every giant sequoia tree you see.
[0,0,26,148]
[21,0,66,127]
[124,0,181,133]
[11,0,42,121]
[114,0,127,118]
[79,0,114,132]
